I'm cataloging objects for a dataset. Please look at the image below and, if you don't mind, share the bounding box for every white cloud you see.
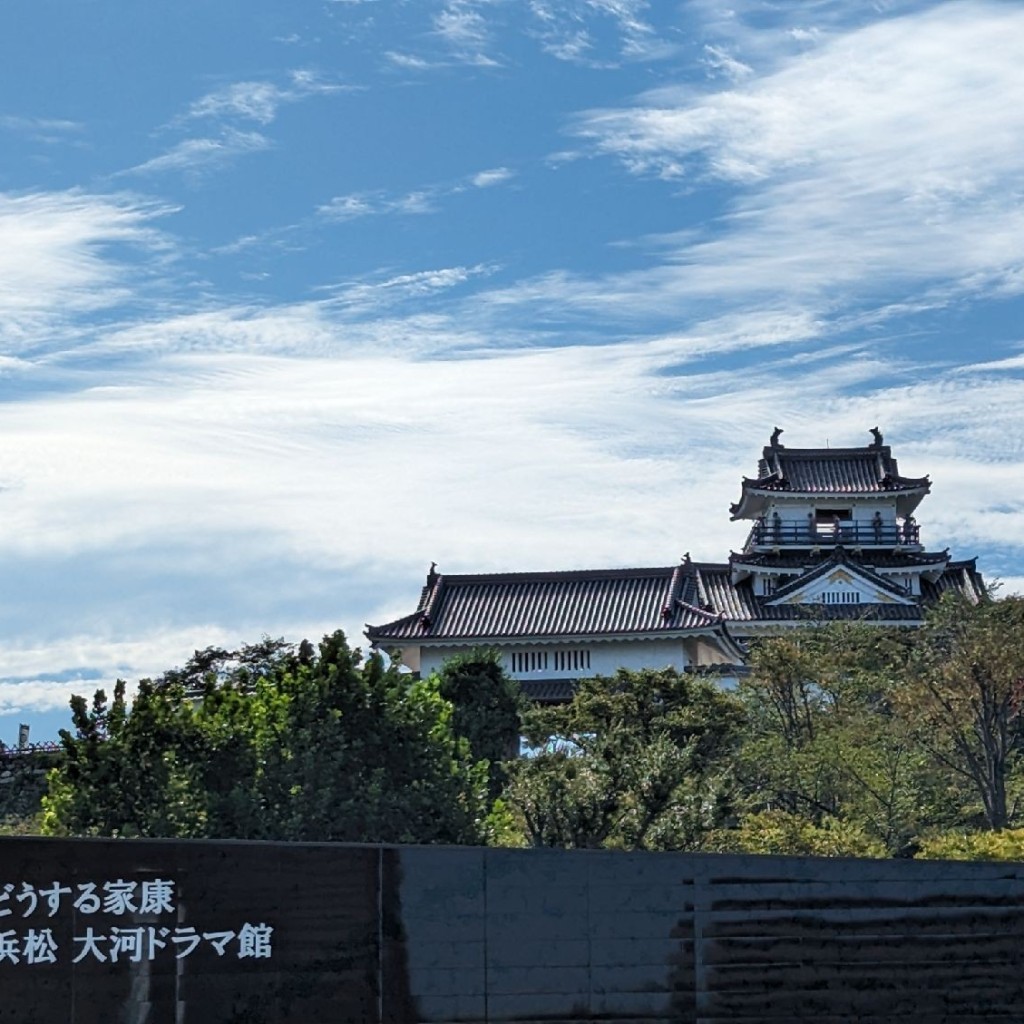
[435,2,490,48]
[548,4,1024,316]
[4,308,1019,592]
[317,188,438,221]
[184,71,345,126]
[319,170,511,222]
[320,264,496,313]
[431,0,502,66]
[0,626,273,716]
[187,82,287,125]
[0,681,93,716]
[127,130,271,176]
[0,115,83,138]
[701,44,753,82]
[471,166,515,188]
[316,194,375,221]
[391,191,436,215]
[0,189,172,349]
[541,31,593,64]
[528,0,675,65]
[385,51,439,70]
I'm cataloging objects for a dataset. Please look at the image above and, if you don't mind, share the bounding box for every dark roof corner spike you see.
[870,426,884,448]
[770,426,784,448]
[427,561,439,588]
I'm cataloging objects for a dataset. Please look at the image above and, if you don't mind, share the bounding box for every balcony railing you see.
[746,518,920,549]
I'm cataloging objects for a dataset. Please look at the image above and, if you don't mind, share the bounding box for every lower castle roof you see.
[365,566,728,644]
[366,555,986,645]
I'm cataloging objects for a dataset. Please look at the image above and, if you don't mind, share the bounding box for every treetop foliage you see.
[42,631,490,845]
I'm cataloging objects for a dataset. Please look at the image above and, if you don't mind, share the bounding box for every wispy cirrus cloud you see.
[0,115,84,144]
[382,0,674,72]
[123,71,345,182]
[0,189,172,349]
[319,264,497,316]
[471,166,515,188]
[530,3,1024,322]
[385,51,440,71]
[317,189,437,221]
[126,130,271,177]
[3,297,1019,632]
[434,1,501,66]
[76,264,496,359]
[184,70,347,126]
[382,0,504,69]
[528,0,676,66]
[318,165,514,223]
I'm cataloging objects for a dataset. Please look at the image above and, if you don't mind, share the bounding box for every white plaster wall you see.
[417,638,693,681]
[765,498,899,524]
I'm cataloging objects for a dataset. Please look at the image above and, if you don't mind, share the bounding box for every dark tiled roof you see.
[693,564,761,621]
[368,553,986,645]
[921,559,987,604]
[694,555,983,625]
[517,679,576,703]
[366,567,726,643]
[756,603,926,623]
[738,443,929,499]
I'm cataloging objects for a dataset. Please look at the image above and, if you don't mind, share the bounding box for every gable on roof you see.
[764,553,917,608]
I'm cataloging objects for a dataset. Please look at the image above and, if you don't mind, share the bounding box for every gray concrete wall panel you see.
[2,837,1024,1020]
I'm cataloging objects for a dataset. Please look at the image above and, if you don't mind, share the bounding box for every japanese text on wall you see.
[0,878,273,966]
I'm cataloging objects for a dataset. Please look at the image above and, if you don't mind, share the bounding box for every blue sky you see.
[3,0,1024,741]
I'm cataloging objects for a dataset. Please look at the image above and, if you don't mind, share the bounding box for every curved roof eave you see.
[403,625,732,647]
[741,483,931,500]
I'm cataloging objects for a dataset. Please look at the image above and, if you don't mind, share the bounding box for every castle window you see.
[815,508,852,524]
[822,590,861,604]
[553,649,591,672]
[511,650,549,673]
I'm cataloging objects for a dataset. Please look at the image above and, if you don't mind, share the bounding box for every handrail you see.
[745,519,920,548]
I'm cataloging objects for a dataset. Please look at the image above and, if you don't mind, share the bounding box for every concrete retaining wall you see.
[0,836,1022,1022]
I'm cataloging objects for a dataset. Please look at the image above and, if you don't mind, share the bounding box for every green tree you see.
[258,632,489,844]
[738,623,942,854]
[916,828,1024,861]
[42,631,490,845]
[707,809,886,858]
[897,593,1024,831]
[505,667,744,850]
[433,649,523,801]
